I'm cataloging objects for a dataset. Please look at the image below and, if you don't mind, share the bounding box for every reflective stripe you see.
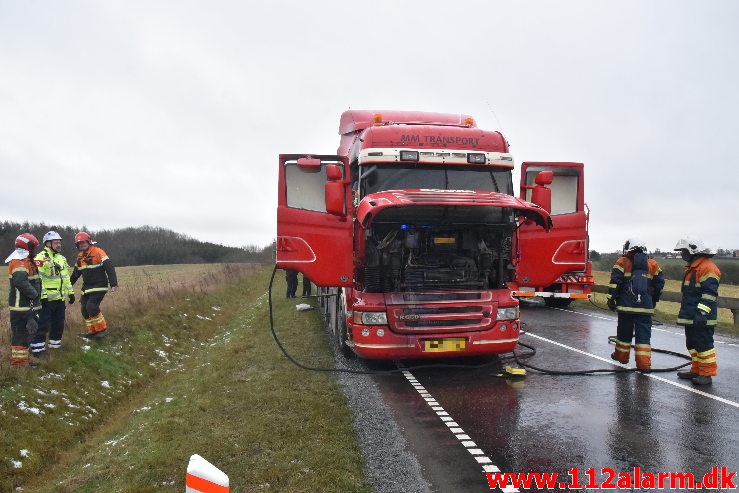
[634,344,651,356]
[678,317,717,326]
[614,340,630,353]
[696,348,716,363]
[11,347,29,357]
[701,294,717,301]
[82,286,109,294]
[45,291,64,301]
[77,263,104,270]
[696,303,711,313]
[698,273,720,283]
[617,306,655,314]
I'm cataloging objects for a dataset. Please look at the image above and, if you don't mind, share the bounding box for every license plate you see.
[423,338,466,352]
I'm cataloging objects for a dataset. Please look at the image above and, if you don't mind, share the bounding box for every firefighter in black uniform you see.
[607,238,664,371]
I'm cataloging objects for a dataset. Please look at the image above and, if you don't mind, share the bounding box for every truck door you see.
[516,162,588,289]
[276,154,353,287]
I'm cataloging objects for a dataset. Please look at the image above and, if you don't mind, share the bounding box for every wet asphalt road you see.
[372,301,739,492]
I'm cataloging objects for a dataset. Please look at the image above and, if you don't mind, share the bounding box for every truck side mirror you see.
[531,171,553,212]
[325,164,345,216]
[325,164,342,180]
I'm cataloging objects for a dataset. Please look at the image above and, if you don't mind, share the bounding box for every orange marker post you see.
[186,454,229,493]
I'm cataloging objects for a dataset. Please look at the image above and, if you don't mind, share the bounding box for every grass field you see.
[1,264,368,492]
[0,264,251,350]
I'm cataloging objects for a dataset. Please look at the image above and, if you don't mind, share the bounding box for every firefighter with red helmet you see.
[31,231,74,357]
[674,236,721,386]
[606,238,665,371]
[5,233,42,368]
[69,232,118,339]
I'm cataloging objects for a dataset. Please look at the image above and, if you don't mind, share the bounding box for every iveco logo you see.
[398,314,421,321]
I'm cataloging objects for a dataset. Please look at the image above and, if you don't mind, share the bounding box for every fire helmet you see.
[674,236,713,256]
[623,238,646,253]
[74,231,92,245]
[43,231,63,243]
[15,233,39,251]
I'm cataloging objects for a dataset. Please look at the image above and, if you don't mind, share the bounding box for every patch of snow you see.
[38,372,64,380]
[17,401,42,415]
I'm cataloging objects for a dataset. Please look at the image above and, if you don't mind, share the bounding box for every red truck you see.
[276,110,591,359]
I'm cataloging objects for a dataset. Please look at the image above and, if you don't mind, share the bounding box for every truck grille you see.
[385,292,494,334]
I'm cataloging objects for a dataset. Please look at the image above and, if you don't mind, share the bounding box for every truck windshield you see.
[361,165,513,197]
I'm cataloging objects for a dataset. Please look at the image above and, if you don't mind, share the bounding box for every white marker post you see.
[186,454,229,493]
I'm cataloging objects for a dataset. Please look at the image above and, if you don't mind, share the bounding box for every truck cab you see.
[277,110,566,359]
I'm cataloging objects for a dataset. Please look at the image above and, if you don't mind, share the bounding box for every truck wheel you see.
[544,298,573,308]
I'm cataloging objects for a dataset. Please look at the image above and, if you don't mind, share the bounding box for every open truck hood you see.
[356,189,552,230]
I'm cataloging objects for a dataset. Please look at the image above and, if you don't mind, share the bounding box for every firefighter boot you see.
[610,339,630,364]
[634,344,651,372]
[692,375,712,386]
[677,370,699,379]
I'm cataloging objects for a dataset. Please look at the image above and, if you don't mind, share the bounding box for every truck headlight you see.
[353,311,388,325]
[496,306,519,321]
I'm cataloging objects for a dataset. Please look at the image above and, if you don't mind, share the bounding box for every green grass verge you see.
[2,265,368,493]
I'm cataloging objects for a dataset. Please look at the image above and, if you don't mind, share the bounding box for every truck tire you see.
[544,298,573,308]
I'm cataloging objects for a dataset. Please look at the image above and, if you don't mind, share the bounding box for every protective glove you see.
[607,297,617,312]
[694,310,708,326]
[68,294,76,305]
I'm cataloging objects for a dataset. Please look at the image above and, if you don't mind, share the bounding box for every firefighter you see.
[674,236,721,386]
[606,238,664,371]
[31,231,74,357]
[69,232,118,339]
[285,269,298,298]
[5,233,42,368]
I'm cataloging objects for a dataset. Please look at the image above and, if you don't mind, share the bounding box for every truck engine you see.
[362,224,513,293]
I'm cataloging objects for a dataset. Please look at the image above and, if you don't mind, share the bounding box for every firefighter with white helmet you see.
[31,231,74,357]
[5,233,42,368]
[69,231,118,340]
[674,236,721,386]
[606,238,664,371]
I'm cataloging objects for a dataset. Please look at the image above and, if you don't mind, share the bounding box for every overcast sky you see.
[2,0,737,253]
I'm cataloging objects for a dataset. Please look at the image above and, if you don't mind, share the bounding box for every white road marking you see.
[402,370,518,492]
[553,307,738,347]
[523,331,739,409]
